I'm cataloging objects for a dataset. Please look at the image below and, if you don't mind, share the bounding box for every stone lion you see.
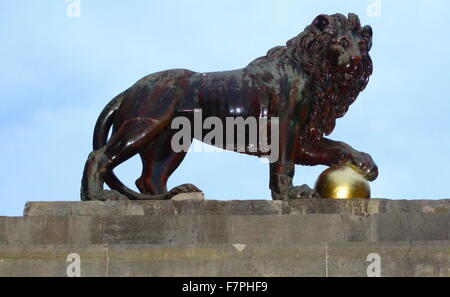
[81,13,378,201]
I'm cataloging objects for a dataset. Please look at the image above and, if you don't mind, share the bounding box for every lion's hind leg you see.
[136,129,202,198]
[81,117,168,201]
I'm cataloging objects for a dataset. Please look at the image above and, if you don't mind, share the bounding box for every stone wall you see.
[1,198,449,276]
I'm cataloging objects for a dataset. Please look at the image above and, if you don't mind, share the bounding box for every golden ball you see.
[314,165,371,199]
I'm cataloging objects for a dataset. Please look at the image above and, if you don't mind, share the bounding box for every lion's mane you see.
[266,13,373,143]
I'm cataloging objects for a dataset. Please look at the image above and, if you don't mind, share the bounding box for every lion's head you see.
[269,13,373,143]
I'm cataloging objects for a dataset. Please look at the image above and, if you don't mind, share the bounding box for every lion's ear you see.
[361,25,373,50]
[361,25,373,39]
[312,14,330,32]
[348,13,361,30]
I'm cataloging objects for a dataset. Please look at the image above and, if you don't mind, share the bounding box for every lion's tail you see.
[92,91,126,150]
[90,91,169,201]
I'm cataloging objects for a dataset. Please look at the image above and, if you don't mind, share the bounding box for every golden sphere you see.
[314,165,371,199]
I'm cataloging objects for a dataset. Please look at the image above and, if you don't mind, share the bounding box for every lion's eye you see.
[359,40,367,49]
[339,38,350,49]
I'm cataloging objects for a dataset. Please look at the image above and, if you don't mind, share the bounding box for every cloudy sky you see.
[1,0,449,216]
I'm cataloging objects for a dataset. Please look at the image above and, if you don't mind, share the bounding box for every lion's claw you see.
[349,152,378,181]
[288,184,320,199]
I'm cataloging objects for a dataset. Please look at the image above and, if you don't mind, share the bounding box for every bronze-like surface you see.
[81,13,378,201]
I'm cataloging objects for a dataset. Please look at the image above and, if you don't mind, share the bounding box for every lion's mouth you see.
[337,71,363,87]
[336,59,364,86]
[344,73,353,81]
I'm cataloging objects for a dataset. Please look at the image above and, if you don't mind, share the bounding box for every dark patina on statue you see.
[81,13,378,201]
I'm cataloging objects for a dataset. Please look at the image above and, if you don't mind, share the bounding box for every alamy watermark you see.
[366,0,382,18]
[366,253,382,277]
[66,253,81,277]
[170,109,280,163]
[66,0,81,18]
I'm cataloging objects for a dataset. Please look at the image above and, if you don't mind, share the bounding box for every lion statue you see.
[81,13,378,201]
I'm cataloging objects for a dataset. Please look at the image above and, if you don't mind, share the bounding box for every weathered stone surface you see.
[1,213,449,245]
[1,199,449,277]
[0,241,449,277]
[23,199,450,217]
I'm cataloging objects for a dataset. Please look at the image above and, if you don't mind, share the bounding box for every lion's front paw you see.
[288,184,320,199]
[349,152,378,181]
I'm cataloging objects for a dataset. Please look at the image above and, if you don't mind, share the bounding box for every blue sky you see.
[1,0,449,216]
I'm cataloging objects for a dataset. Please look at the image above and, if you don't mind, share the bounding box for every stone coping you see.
[23,198,450,217]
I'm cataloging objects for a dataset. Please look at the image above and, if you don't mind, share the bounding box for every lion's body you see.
[81,13,378,201]
[114,68,270,129]
[114,57,304,126]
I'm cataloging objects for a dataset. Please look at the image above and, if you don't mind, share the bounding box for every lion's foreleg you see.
[269,90,321,200]
[269,116,299,200]
[295,138,351,167]
[296,137,378,181]
[269,162,295,200]
[269,151,319,200]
